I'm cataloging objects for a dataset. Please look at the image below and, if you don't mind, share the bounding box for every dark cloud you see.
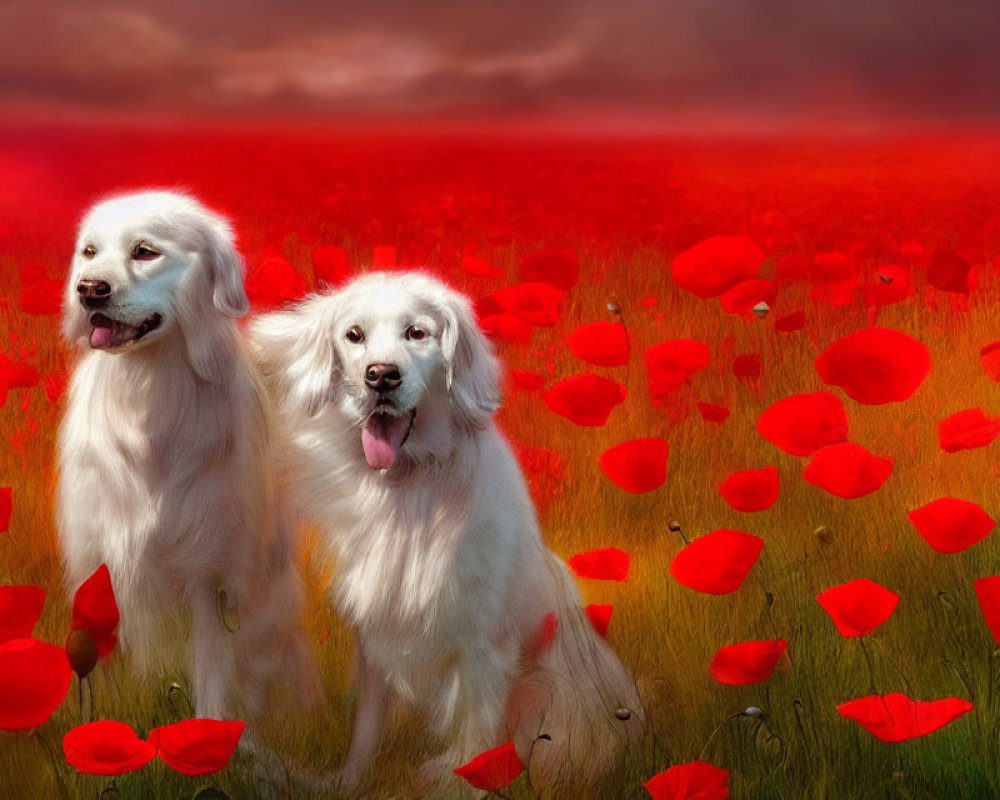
[1,0,998,122]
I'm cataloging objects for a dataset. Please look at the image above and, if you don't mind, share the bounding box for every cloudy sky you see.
[2,0,998,124]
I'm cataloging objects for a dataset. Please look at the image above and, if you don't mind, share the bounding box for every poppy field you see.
[3,121,1000,798]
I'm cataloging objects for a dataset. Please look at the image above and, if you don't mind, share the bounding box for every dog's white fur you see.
[58,190,319,720]
[251,272,644,791]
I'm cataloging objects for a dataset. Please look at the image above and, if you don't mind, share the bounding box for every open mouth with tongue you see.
[361,410,415,470]
[89,312,163,350]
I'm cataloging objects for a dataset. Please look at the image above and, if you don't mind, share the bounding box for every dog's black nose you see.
[77,280,112,309]
[365,363,402,392]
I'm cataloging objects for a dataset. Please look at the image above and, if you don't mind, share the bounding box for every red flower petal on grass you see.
[837,694,972,742]
[0,487,11,533]
[0,585,45,642]
[599,438,668,494]
[645,340,710,401]
[71,565,119,659]
[718,467,779,512]
[864,265,911,307]
[520,248,579,290]
[672,236,765,298]
[585,604,613,638]
[246,251,306,310]
[815,328,930,405]
[480,312,534,345]
[974,576,1000,645]
[509,369,545,393]
[907,497,995,554]
[543,374,625,426]
[756,392,848,456]
[567,321,630,366]
[773,310,806,332]
[568,548,630,581]
[18,264,62,316]
[0,638,73,731]
[710,640,787,685]
[937,409,1000,453]
[981,342,1000,382]
[670,530,763,594]
[491,282,563,327]
[5,363,39,388]
[816,579,899,637]
[63,720,155,775]
[454,741,523,792]
[44,373,68,405]
[697,402,731,423]
[732,353,761,380]
[928,249,972,295]
[803,443,893,499]
[148,719,245,775]
[311,245,351,286]
[461,254,502,279]
[644,760,730,800]
[720,279,775,317]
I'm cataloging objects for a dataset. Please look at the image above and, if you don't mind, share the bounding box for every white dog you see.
[251,272,644,792]
[58,190,320,720]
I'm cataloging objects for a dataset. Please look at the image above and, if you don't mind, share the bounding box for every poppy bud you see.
[66,628,98,678]
[752,301,770,318]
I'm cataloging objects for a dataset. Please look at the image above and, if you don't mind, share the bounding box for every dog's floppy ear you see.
[250,295,340,417]
[439,291,501,429]
[198,215,249,318]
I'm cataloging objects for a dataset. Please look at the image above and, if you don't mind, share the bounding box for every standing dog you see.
[58,190,319,720]
[251,272,644,792]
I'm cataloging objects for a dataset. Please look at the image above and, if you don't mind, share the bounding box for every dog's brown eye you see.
[346,326,365,344]
[82,245,97,259]
[405,325,427,341]
[132,243,160,261]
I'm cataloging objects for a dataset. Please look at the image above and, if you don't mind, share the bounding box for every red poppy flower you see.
[718,467,779,512]
[864,265,911,307]
[509,369,545,393]
[4,362,39,388]
[311,245,350,286]
[568,548,630,581]
[373,245,396,268]
[710,640,787,685]
[18,263,62,316]
[670,530,763,595]
[773,311,806,332]
[0,638,73,731]
[974,576,1000,645]
[0,486,11,533]
[599,438,668,494]
[480,312,534,345]
[815,328,930,405]
[461,254,502,279]
[71,565,119,659]
[454,741,523,792]
[63,720,156,775]
[671,236,765,298]
[928,248,972,295]
[644,760,730,800]
[245,251,307,310]
[814,252,855,282]
[520,247,579,290]
[981,342,1000,382]
[907,497,995,554]
[720,279,776,317]
[543,374,626,426]
[815,579,899,637]
[756,392,848,457]
[837,694,972,742]
[525,612,558,660]
[697,402,731,423]
[776,254,812,282]
[937,409,1000,453]
[567,322,630,366]
[732,354,762,380]
[803,443,893,499]
[645,340,710,401]
[491,282,563,327]
[148,719,245,775]
[0,585,45,642]
[585,604,613,638]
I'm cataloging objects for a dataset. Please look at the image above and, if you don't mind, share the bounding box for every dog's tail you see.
[506,549,647,788]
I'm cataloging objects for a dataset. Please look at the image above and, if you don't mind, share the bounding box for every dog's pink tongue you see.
[90,326,114,349]
[361,414,411,470]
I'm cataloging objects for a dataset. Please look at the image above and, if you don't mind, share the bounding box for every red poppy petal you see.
[803,443,893,499]
[672,236,765,298]
[774,311,806,332]
[837,694,972,742]
[645,340,710,402]
[756,392,848,457]
[599,438,668,494]
[491,282,563,327]
[246,252,306,310]
[568,548,630,581]
[815,328,931,405]
[0,638,73,731]
[697,402,731,423]
[509,369,546,393]
[720,279,776,317]
[149,718,245,776]
[311,245,351,286]
[44,373,68,405]
[864,265,911,307]
[710,640,787,685]
[454,741,523,792]
[644,760,730,800]
[63,720,156,775]
[481,312,534,346]
[937,408,1000,453]
[928,249,972,295]
[71,565,120,659]
[982,341,1000,382]
[907,497,995,554]
[815,579,899,637]
[974,575,1000,646]
[0,585,45,642]
[543,374,626,426]
[461,254,502,279]
[718,467,779,512]
[585,604,613,638]
[0,487,11,533]
[732,353,762,380]
[670,530,763,595]
[520,248,579,291]
[567,321,630,366]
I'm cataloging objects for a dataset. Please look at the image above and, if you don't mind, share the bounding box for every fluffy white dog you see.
[58,190,319,720]
[251,272,644,792]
